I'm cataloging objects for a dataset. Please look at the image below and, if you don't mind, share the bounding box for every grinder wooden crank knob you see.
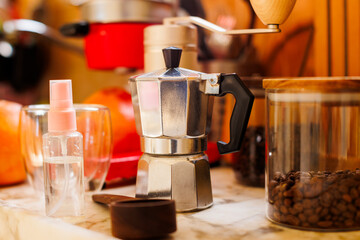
[250,0,297,25]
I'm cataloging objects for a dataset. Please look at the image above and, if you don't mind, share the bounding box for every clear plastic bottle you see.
[43,80,84,217]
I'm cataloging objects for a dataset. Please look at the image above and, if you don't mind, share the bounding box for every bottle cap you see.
[48,80,77,132]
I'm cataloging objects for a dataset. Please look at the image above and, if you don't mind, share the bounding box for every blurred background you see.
[0,0,358,104]
[0,0,358,188]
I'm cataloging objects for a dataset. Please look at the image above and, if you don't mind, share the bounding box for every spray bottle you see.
[43,79,84,217]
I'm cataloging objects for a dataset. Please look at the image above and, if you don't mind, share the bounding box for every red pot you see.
[84,23,152,70]
[60,0,174,70]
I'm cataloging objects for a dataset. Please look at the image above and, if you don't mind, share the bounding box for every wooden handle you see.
[250,0,296,25]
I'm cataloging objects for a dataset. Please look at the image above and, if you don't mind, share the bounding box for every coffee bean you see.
[302,222,310,228]
[268,169,360,230]
[327,175,337,184]
[280,215,287,223]
[355,211,360,221]
[280,183,288,192]
[315,206,322,214]
[331,200,339,207]
[320,208,329,217]
[304,209,314,216]
[320,192,332,207]
[294,189,304,199]
[293,203,303,213]
[348,204,356,212]
[354,175,360,181]
[308,215,319,224]
[273,211,281,222]
[297,182,305,191]
[318,221,333,228]
[332,190,342,200]
[339,185,349,194]
[285,215,300,226]
[334,221,342,227]
[355,199,360,208]
[280,205,289,214]
[342,194,352,203]
[337,202,347,212]
[274,172,284,182]
[298,213,306,222]
[286,180,295,190]
[343,211,354,219]
[289,207,298,215]
[345,219,354,227]
[273,204,280,211]
[284,199,292,207]
[283,190,294,197]
[310,198,319,206]
[269,180,278,190]
[302,199,312,209]
[350,188,359,199]
[331,207,341,215]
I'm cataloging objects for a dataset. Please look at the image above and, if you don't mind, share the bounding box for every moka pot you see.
[129,47,254,211]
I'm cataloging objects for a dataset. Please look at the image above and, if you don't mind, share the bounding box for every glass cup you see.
[20,104,112,193]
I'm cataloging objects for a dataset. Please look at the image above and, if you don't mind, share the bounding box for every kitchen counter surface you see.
[1,166,360,240]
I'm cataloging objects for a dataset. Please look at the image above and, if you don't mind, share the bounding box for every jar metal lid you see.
[263,77,360,90]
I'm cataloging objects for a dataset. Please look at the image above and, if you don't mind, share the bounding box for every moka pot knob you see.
[162,47,182,69]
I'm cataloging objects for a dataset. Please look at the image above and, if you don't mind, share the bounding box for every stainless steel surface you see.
[129,70,216,146]
[141,137,207,155]
[199,74,220,95]
[135,153,213,212]
[163,16,281,34]
[144,24,198,72]
[80,0,174,23]
[2,19,83,54]
[130,51,224,211]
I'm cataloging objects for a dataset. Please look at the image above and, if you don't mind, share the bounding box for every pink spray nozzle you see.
[50,80,73,109]
[48,79,77,132]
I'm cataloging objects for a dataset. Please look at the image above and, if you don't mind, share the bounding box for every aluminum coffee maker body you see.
[129,47,254,211]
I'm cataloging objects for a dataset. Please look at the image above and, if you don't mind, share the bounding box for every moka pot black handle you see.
[215,73,254,154]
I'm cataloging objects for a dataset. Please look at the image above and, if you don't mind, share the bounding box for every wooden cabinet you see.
[202,0,360,77]
[315,0,360,76]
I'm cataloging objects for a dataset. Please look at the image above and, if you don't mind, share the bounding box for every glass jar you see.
[232,77,265,187]
[264,77,360,231]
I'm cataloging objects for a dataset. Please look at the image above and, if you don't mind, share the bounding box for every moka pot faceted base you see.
[135,152,213,212]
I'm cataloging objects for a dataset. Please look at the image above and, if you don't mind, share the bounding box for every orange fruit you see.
[0,100,26,186]
[83,87,140,154]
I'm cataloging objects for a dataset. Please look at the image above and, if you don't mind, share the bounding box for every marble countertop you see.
[1,167,360,240]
